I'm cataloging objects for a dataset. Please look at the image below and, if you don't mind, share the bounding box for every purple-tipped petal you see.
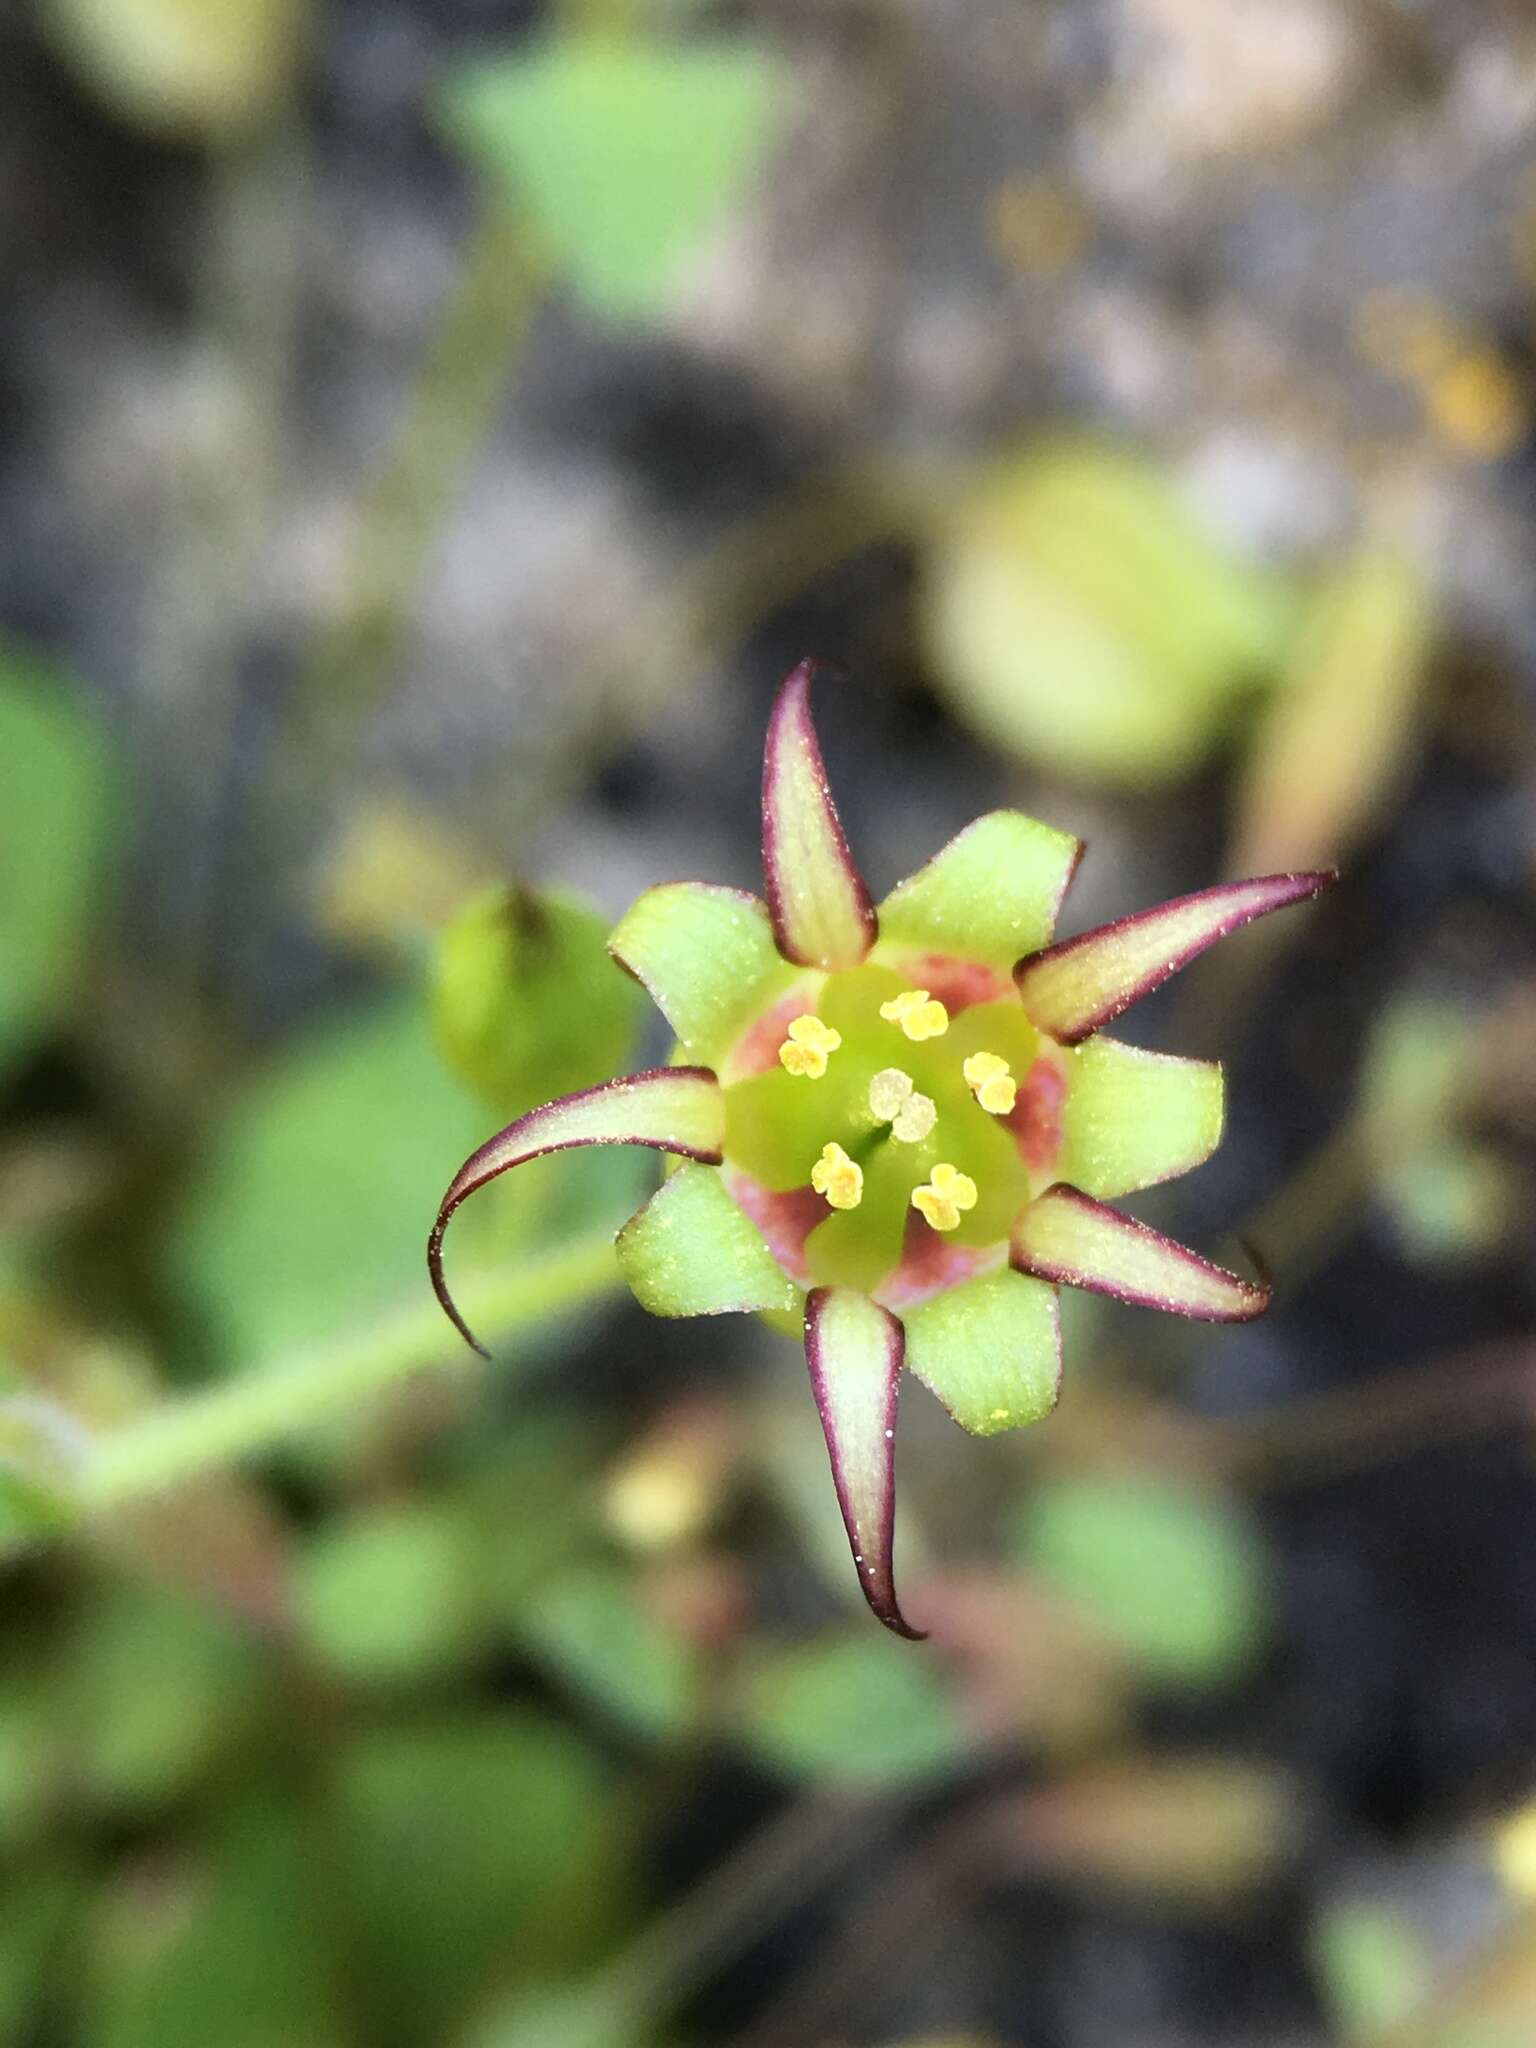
[429,1067,724,1356]
[1015,871,1337,1044]
[1011,1184,1269,1321]
[762,659,877,970]
[804,1286,923,1639]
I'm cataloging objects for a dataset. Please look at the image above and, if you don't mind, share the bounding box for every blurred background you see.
[3,1,1536,2043]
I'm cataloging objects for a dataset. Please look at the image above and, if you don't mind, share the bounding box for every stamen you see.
[962,1049,1018,1116]
[810,1141,863,1210]
[911,1161,979,1233]
[778,1013,842,1079]
[868,1067,937,1143]
[879,988,950,1040]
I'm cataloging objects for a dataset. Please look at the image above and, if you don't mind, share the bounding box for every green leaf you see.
[921,443,1293,786]
[296,1505,480,1684]
[876,811,1082,972]
[1309,1899,1430,2041]
[738,1629,967,1785]
[87,1794,338,2048]
[518,1564,700,1740]
[333,1714,613,2042]
[0,1860,76,2044]
[0,643,115,1077]
[1013,1472,1271,1687]
[1232,547,1431,875]
[440,36,783,321]
[434,885,644,1118]
[616,1162,797,1317]
[70,1586,263,1810]
[39,0,306,142]
[165,994,513,1369]
[902,1268,1061,1436]
[608,883,791,1064]
[1059,1035,1224,1199]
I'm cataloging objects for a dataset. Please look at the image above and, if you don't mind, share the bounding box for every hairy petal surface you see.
[1059,1036,1223,1199]
[1012,1185,1268,1320]
[616,1161,799,1317]
[608,883,792,1062]
[1015,871,1336,1042]
[877,810,1083,971]
[430,1068,724,1354]
[804,1286,921,1638]
[902,1268,1061,1437]
[762,659,877,970]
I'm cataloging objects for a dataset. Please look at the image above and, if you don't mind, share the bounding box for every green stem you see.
[75,1231,623,1514]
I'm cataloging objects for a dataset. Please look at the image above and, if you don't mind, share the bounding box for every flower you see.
[429,660,1334,1638]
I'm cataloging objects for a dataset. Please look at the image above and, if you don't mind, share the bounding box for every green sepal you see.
[609,883,793,1064]
[902,1267,1061,1436]
[616,1163,798,1317]
[876,811,1081,971]
[1059,1036,1224,1198]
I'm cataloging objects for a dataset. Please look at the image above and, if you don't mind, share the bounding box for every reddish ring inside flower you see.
[718,959,1069,1307]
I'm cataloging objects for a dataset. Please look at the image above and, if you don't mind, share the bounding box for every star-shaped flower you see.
[430,661,1333,1637]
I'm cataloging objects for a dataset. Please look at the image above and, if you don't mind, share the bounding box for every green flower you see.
[430,662,1333,1637]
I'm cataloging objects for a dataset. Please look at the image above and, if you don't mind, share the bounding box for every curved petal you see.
[429,1068,724,1355]
[616,1162,798,1317]
[608,883,793,1062]
[902,1268,1061,1437]
[876,811,1083,971]
[762,659,877,970]
[1012,1185,1268,1320]
[804,1286,922,1639]
[1015,871,1337,1043]
[1059,1035,1223,1199]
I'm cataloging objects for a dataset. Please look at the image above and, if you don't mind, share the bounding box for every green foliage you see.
[0,643,115,1079]
[1309,1898,1431,2040]
[87,1795,338,2048]
[70,1586,264,1809]
[332,1713,614,2042]
[739,1629,967,1785]
[1013,1472,1272,1687]
[519,1564,700,1739]
[433,885,644,1118]
[164,995,492,1368]
[921,444,1292,786]
[439,35,782,321]
[296,1504,482,1684]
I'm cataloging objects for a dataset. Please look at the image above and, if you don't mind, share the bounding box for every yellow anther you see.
[963,1050,1018,1116]
[778,1013,841,1079]
[911,1162,978,1233]
[879,988,949,1040]
[810,1141,863,1211]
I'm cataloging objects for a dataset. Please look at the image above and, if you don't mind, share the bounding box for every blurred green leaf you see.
[519,1564,699,1740]
[39,0,306,141]
[0,1860,78,2045]
[1012,1472,1271,1688]
[921,444,1292,786]
[440,36,782,320]
[71,1586,263,1810]
[333,1713,614,2041]
[87,1795,339,2048]
[164,995,490,1368]
[1310,1898,1431,2040]
[739,1629,967,1785]
[0,643,115,1077]
[297,1504,481,1684]
[1231,546,1431,876]
[433,886,644,1118]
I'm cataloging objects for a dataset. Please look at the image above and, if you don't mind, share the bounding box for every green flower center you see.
[721,963,1052,1294]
